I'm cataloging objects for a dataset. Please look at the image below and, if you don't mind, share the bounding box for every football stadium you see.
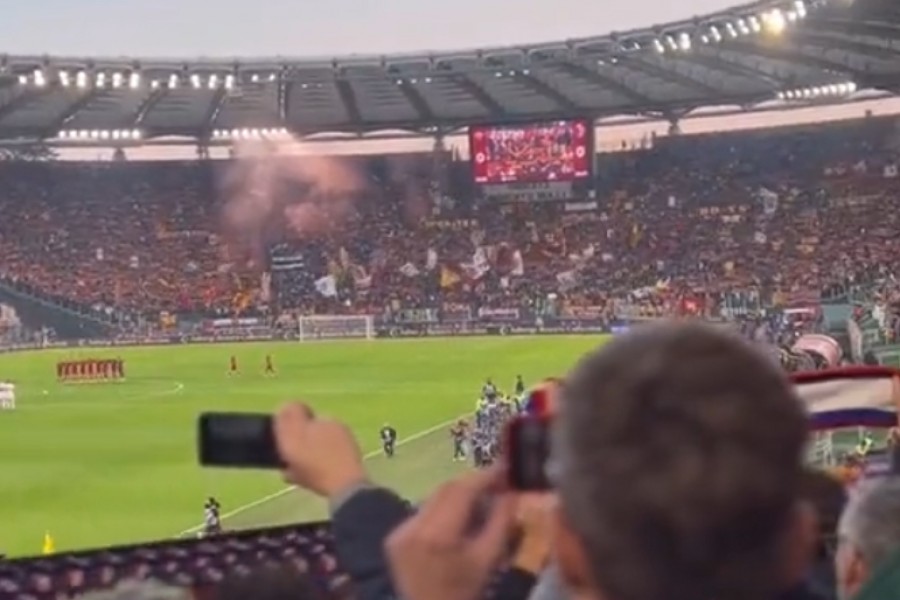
[3,0,900,597]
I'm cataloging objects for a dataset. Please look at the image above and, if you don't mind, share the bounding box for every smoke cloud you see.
[219,137,367,262]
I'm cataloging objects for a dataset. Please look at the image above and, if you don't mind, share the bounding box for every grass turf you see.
[0,335,606,557]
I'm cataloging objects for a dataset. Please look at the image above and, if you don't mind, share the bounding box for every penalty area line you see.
[177,414,463,536]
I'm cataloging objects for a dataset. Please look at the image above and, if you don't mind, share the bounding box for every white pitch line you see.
[178,414,464,536]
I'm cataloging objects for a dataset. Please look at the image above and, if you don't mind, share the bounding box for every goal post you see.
[297,315,375,341]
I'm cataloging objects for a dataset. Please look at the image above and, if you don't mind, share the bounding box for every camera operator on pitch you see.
[203,497,222,537]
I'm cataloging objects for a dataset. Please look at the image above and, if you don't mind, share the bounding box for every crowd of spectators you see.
[0,116,898,329]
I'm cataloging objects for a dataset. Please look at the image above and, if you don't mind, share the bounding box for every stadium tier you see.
[3,0,900,598]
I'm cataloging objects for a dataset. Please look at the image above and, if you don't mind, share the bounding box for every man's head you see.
[551,322,810,600]
[835,477,900,600]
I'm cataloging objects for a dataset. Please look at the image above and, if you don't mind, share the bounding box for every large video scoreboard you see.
[469,119,592,185]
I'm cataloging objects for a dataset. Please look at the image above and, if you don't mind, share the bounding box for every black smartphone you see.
[197,412,284,469]
[505,414,552,491]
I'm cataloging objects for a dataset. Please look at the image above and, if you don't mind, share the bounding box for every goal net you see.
[298,315,375,341]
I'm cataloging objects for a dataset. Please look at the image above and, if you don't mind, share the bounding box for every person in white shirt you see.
[0,382,15,410]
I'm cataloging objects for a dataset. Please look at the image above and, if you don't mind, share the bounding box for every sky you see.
[2,0,741,58]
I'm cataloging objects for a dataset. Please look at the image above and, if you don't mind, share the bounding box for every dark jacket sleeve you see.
[490,568,537,600]
[330,486,412,600]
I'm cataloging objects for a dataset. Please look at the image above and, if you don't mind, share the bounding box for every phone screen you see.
[197,413,283,469]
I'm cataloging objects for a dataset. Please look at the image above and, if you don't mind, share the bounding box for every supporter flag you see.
[339,247,351,269]
[314,275,337,298]
[426,248,438,271]
[260,272,271,303]
[399,262,420,278]
[557,270,578,291]
[510,250,525,276]
[42,532,55,555]
[440,266,461,288]
[351,265,372,289]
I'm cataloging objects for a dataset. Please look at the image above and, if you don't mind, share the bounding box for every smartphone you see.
[505,414,552,491]
[197,412,284,469]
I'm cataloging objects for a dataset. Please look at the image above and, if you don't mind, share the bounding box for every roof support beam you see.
[336,78,362,127]
[731,41,870,83]
[397,81,436,122]
[0,86,54,124]
[45,89,101,136]
[132,87,168,126]
[790,30,900,62]
[556,61,657,108]
[202,88,229,134]
[674,52,787,88]
[803,18,900,42]
[514,72,583,112]
[618,57,724,97]
[278,75,289,122]
[452,73,507,118]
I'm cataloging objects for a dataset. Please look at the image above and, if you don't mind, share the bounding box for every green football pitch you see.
[0,335,607,557]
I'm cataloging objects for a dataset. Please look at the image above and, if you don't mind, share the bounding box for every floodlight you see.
[79,130,88,139]
[132,130,142,139]
[847,81,858,93]
[17,75,27,85]
[653,39,666,54]
[34,70,46,87]
[130,73,141,89]
[76,71,88,89]
[89,130,99,139]
[794,0,807,19]
[726,23,738,38]
[678,32,692,51]
[268,73,277,82]
[59,71,71,87]
[169,74,179,89]
[100,130,110,140]
[190,74,201,89]
[112,72,123,88]
[96,72,107,87]
[709,26,723,42]
[224,74,235,89]
[251,74,260,83]
[749,16,762,33]
[737,18,750,35]
[764,9,786,35]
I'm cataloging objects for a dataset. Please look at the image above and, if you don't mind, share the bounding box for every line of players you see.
[57,359,126,381]
[379,376,528,467]
[226,355,277,376]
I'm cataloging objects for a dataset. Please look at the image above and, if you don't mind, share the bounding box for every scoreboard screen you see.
[469,119,592,184]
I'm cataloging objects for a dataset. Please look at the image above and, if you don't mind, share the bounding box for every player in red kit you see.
[264,355,276,376]
[228,356,239,376]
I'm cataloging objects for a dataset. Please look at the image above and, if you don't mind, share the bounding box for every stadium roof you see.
[0,0,898,142]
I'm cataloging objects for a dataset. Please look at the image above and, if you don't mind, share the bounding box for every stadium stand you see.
[4,0,900,598]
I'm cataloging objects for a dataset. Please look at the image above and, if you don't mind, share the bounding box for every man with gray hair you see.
[550,322,817,600]
[835,477,900,600]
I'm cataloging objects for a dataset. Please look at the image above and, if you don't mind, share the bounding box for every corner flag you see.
[42,532,55,555]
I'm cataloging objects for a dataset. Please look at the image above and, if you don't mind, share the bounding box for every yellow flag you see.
[42,532,55,555]
[440,267,461,289]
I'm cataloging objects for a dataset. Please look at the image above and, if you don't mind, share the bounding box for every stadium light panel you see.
[794,0,807,19]
[268,73,277,82]
[190,74,201,89]
[17,75,27,85]
[709,26,723,42]
[678,32,692,51]
[749,16,762,33]
[99,130,110,139]
[78,130,88,139]
[130,73,141,89]
[208,74,218,89]
[737,18,750,35]
[169,74,179,89]
[764,9,786,35]
[653,39,666,54]
[34,69,46,87]
[112,72,123,88]
[132,130,142,140]
[112,130,121,140]
[225,74,235,89]
[96,72,107,87]
[725,23,738,38]
[59,71,71,87]
[251,74,260,83]
[58,130,67,139]
[76,71,88,88]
